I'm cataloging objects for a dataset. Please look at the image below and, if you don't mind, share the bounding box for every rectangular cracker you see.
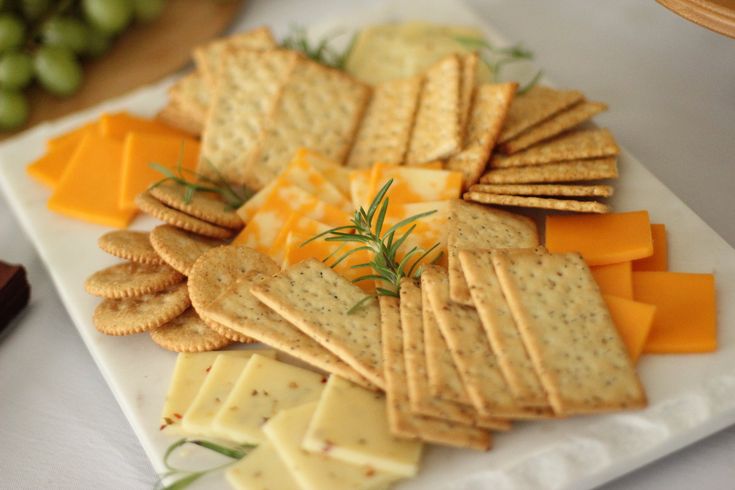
[198,49,299,184]
[458,52,479,135]
[422,266,552,419]
[498,85,584,143]
[469,183,614,197]
[458,250,548,407]
[501,101,608,154]
[250,259,385,389]
[463,192,610,213]
[202,272,374,389]
[480,157,619,184]
[346,76,422,168]
[164,72,210,134]
[380,297,493,450]
[156,99,202,136]
[447,82,517,189]
[491,249,647,414]
[447,199,539,306]
[491,128,620,168]
[245,58,371,189]
[405,54,462,164]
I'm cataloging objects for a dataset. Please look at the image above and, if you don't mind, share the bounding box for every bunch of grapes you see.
[0,0,166,131]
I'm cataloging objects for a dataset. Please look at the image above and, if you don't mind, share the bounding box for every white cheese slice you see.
[303,376,423,477]
[212,354,326,444]
[225,439,301,490]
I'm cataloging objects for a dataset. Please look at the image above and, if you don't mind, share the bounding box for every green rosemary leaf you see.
[190,440,254,459]
[366,179,393,222]
[161,472,205,490]
[347,294,377,314]
[407,242,441,277]
[300,225,356,247]
[382,210,437,239]
[351,274,384,284]
[387,224,417,258]
[324,234,372,244]
[376,287,399,297]
[396,246,421,272]
[518,70,543,95]
[329,246,366,269]
[149,162,177,180]
[349,261,373,270]
[162,438,189,472]
[374,195,390,237]
[183,186,195,204]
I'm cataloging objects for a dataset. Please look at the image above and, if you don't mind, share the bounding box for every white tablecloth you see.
[1,0,734,488]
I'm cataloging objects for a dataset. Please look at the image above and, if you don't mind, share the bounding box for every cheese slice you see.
[264,402,399,490]
[226,440,301,490]
[160,350,276,433]
[27,136,86,188]
[46,120,99,150]
[280,154,352,212]
[99,112,188,141]
[384,200,450,268]
[603,294,656,363]
[237,179,277,223]
[350,168,374,210]
[212,354,326,444]
[633,223,668,271]
[303,376,423,477]
[294,148,352,199]
[370,162,462,205]
[590,261,633,299]
[267,213,332,264]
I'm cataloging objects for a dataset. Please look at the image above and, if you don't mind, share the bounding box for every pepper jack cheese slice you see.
[603,294,657,362]
[303,376,423,478]
[633,224,668,271]
[590,261,633,299]
[212,354,326,444]
[99,112,189,140]
[226,440,301,490]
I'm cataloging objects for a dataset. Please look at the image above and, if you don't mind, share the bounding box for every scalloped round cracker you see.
[93,283,190,336]
[149,308,232,352]
[149,225,224,276]
[135,191,233,239]
[149,182,244,230]
[97,230,164,265]
[85,261,184,299]
[201,314,254,344]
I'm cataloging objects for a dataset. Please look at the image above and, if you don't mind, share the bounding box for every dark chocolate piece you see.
[0,260,30,332]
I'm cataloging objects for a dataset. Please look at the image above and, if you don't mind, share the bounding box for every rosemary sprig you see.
[302,179,441,313]
[155,438,255,490]
[281,25,356,69]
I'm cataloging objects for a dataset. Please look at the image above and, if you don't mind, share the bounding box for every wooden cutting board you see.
[658,0,735,38]
[2,0,244,140]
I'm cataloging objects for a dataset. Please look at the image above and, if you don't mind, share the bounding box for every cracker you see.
[244,58,371,189]
[463,192,610,213]
[422,266,551,419]
[346,76,422,168]
[458,52,479,135]
[447,82,517,189]
[447,199,539,306]
[156,98,203,136]
[85,261,184,299]
[149,225,223,276]
[165,72,210,135]
[198,49,299,185]
[250,259,385,390]
[480,157,619,184]
[93,283,190,336]
[491,249,647,414]
[201,272,374,389]
[97,230,163,265]
[458,249,549,407]
[149,182,243,230]
[379,297,493,449]
[501,101,608,154]
[150,308,232,352]
[405,54,462,164]
[497,85,584,143]
[469,183,614,197]
[491,128,620,168]
[135,191,233,239]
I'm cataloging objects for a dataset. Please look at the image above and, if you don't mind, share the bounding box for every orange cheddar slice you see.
[590,262,633,299]
[48,133,136,228]
[603,294,656,362]
[267,213,331,264]
[369,162,461,205]
[633,224,668,271]
[46,120,99,151]
[100,112,189,141]
[119,132,200,210]
[28,137,84,188]
[633,271,717,353]
[545,210,654,266]
[292,148,351,199]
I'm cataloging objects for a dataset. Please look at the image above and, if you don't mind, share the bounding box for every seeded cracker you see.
[491,128,619,168]
[491,249,647,414]
[149,182,243,229]
[346,76,422,168]
[135,191,233,239]
[447,199,539,306]
[157,99,202,136]
[93,283,190,336]
[201,272,374,389]
[149,225,223,276]
[150,308,232,352]
[469,183,614,197]
[463,192,610,214]
[480,157,619,184]
[163,73,210,135]
[85,261,184,299]
[250,259,385,390]
[447,82,517,189]
[405,54,462,164]
[379,296,493,450]
[97,230,163,265]
[458,52,479,135]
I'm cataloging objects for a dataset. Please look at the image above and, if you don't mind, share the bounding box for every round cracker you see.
[135,191,233,239]
[85,261,184,299]
[201,314,255,344]
[98,230,164,265]
[149,225,224,276]
[149,308,232,352]
[149,182,244,230]
[93,283,190,336]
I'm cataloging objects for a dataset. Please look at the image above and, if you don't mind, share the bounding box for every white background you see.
[1,0,734,488]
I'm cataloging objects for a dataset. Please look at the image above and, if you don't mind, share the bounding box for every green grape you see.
[0,14,25,52]
[41,17,90,53]
[20,0,51,20]
[85,26,111,57]
[0,51,33,89]
[133,0,165,23]
[33,46,82,96]
[82,0,133,35]
[0,89,29,130]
